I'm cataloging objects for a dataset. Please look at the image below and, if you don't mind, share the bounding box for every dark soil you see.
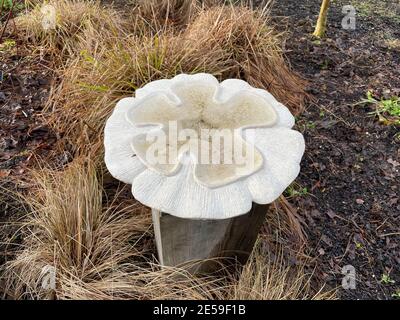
[0,41,56,294]
[268,0,400,300]
[1,0,399,300]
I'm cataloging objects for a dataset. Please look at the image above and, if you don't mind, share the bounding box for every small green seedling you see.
[285,184,309,198]
[2,0,13,10]
[306,121,316,129]
[312,39,322,46]
[380,273,395,285]
[0,39,16,51]
[358,91,400,126]
[392,290,400,299]
[2,0,24,11]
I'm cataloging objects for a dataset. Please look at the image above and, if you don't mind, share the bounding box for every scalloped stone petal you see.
[243,127,305,203]
[132,159,253,220]
[104,97,149,184]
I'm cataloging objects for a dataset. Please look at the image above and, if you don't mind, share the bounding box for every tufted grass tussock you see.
[1,156,335,299]
[46,31,232,154]
[44,2,307,155]
[132,0,220,29]
[185,5,307,114]
[1,157,222,300]
[15,0,124,58]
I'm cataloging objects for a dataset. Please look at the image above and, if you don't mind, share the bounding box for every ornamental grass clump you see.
[134,0,198,28]
[184,5,307,114]
[133,0,221,29]
[1,157,219,300]
[1,156,335,300]
[46,32,232,153]
[46,4,306,155]
[227,239,336,300]
[15,0,123,57]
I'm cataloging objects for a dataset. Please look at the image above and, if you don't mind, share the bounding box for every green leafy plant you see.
[1,0,13,10]
[358,91,400,126]
[380,273,395,285]
[285,184,309,198]
[392,290,400,299]
[1,0,23,11]
[0,38,15,51]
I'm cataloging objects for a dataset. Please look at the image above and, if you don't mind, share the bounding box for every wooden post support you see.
[152,203,269,274]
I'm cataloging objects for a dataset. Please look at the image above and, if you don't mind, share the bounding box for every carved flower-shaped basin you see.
[104,73,305,219]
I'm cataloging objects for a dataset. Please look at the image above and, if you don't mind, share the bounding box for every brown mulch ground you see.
[0,40,56,273]
[1,0,399,299]
[267,0,400,299]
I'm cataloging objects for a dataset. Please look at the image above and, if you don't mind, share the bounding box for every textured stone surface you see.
[104,73,305,219]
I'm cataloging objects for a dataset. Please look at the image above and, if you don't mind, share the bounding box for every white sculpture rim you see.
[104,73,305,219]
